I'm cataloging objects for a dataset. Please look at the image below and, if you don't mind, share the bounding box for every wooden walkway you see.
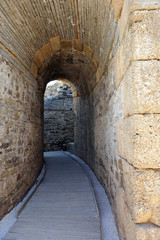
[3,151,101,240]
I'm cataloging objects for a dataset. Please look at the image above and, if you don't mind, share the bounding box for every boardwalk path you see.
[3,151,101,240]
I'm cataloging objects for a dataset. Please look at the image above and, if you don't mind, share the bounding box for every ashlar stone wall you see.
[44,81,74,151]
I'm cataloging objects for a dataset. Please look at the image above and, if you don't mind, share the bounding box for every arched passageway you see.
[43,80,75,151]
[0,1,160,239]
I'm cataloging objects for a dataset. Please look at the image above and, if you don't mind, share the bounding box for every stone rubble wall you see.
[44,82,74,151]
[0,52,43,220]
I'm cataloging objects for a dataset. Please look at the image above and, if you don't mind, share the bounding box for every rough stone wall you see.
[44,81,74,151]
[0,52,43,220]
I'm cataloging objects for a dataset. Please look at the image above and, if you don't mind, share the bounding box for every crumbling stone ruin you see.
[0,1,160,239]
[44,81,74,151]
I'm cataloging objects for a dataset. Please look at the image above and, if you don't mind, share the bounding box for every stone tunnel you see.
[0,0,160,239]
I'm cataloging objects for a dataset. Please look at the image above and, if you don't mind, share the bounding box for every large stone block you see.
[72,39,83,52]
[41,43,53,59]
[123,160,160,226]
[120,0,160,40]
[117,114,160,168]
[117,10,160,86]
[61,40,72,49]
[33,49,44,68]
[122,60,160,116]
[128,10,160,60]
[135,223,160,240]
[49,36,61,52]
[131,0,160,11]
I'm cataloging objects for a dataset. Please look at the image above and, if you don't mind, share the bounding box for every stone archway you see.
[0,1,160,239]
[31,37,101,94]
[43,80,75,152]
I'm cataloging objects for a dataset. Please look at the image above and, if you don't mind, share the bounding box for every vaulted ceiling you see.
[0,0,117,72]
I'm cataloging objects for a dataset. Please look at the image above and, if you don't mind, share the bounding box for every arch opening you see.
[43,80,75,152]
[38,45,99,160]
[32,38,101,97]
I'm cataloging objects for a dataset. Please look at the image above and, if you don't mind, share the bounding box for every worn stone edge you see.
[63,151,119,240]
[0,163,46,240]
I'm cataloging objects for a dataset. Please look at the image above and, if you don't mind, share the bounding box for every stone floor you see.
[3,151,101,240]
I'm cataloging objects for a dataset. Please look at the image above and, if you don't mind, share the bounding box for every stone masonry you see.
[44,81,74,151]
[0,55,43,220]
[0,1,160,239]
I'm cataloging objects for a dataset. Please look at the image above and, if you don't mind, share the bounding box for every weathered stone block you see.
[61,40,72,49]
[118,10,160,86]
[83,44,93,59]
[128,10,160,60]
[41,43,53,59]
[123,160,160,226]
[112,0,124,22]
[33,49,44,68]
[120,0,160,40]
[135,223,160,240]
[131,0,160,11]
[122,60,160,116]
[49,36,61,52]
[117,114,160,168]
[31,62,38,78]
[72,39,83,52]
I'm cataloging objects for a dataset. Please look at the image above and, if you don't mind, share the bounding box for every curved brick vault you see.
[0,1,160,240]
